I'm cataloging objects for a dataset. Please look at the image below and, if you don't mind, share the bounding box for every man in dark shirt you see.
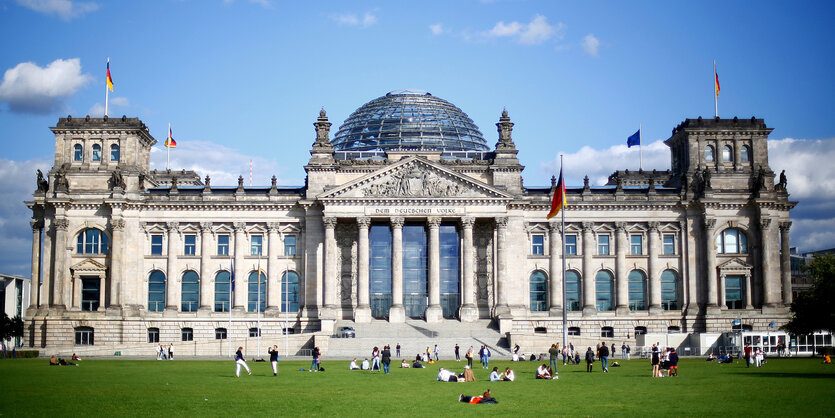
[268,345,279,376]
[669,348,679,376]
[548,344,559,376]
[599,342,610,373]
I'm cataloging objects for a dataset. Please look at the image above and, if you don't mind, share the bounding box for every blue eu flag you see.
[230,260,235,291]
[627,129,641,148]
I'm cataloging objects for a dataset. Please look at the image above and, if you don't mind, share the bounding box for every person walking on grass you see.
[548,344,560,377]
[396,343,401,358]
[455,344,460,361]
[371,346,381,371]
[585,347,595,372]
[382,345,392,374]
[310,346,321,372]
[466,346,474,368]
[268,345,279,376]
[599,342,610,373]
[434,344,440,361]
[168,343,174,360]
[235,347,251,377]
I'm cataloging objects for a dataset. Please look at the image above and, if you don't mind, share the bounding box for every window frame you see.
[148,327,160,343]
[661,270,679,310]
[73,144,83,162]
[217,234,230,256]
[564,234,577,255]
[181,327,194,342]
[214,271,231,313]
[740,145,751,163]
[92,144,102,162]
[215,328,227,340]
[531,233,545,255]
[595,270,614,311]
[183,234,197,256]
[250,234,263,256]
[181,270,199,312]
[722,145,733,162]
[281,270,300,313]
[628,270,647,311]
[77,228,109,255]
[110,144,120,162]
[598,234,610,255]
[662,234,676,255]
[284,234,297,256]
[150,234,163,255]
[74,327,94,345]
[249,327,261,337]
[705,145,715,162]
[601,326,614,338]
[148,270,166,312]
[529,270,547,312]
[630,234,643,255]
[565,270,581,312]
[716,228,748,254]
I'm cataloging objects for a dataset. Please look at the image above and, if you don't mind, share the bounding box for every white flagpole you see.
[105,58,110,117]
[639,124,643,171]
[560,155,568,350]
[166,123,171,170]
[257,253,262,360]
[229,259,233,358]
[284,265,289,357]
[714,60,718,118]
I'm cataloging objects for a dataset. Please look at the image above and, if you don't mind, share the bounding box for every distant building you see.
[24,92,797,355]
[1,273,30,348]
[789,247,835,300]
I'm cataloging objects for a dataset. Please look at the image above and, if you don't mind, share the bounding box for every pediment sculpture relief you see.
[363,163,464,197]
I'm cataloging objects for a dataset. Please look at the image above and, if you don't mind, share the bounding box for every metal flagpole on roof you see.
[229,259,233,358]
[561,154,568,350]
[284,265,289,357]
[639,124,643,171]
[257,254,262,359]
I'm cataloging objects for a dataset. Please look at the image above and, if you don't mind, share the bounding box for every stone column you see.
[745,272,754,310]
[165,222,180,313]
[582,222,596,315]
[40,222,53,308]
[389,217,405,323]
[323,217,338,313]
[614,222,627,314]
[761,218,779,308]
[460,217,478,322]
[648,221,662,313]
[494,217,510,316]
[355,217,371,323]
[198,222,213,311]
[28,219,42,312]
[548,221,563,315]
[779,221,792,305]
[719,273,727,308]
[426,217,442,323]
[98,275,106,311]
[108,218,125,311]
[53,217,69,310]
[233,222,247,311]
[266,222,280,313]
[704,217,719,311]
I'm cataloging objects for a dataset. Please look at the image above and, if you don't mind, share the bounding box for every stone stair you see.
[322,319,510,360]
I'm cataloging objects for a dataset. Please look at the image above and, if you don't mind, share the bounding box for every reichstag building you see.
[24,91,795,355]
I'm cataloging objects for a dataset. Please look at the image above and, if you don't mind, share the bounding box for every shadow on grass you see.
[730,371,835,379]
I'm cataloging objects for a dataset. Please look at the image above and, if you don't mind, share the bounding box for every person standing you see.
[235,347,252,377]
[744,343,752,368]
[466,346,474,368]
[585,347,595,372]
[484,346,491,369]
[268,345,279,376]
[371,346,381,372]
[651,344,660,377]
[454,344,460,361]
[434,344,440,361]
[310,346,321,372]
[599,342,610,373]
[621,342,627,360]
[548,344,559,377]
[396,343,401,358]
[168,343,174,360]
[668,348,679,376]
[381,345,392,374]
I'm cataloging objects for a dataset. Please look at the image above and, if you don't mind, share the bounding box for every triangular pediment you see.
[319,157,513,200]
[70,258,107,273]
[717,257,752,271]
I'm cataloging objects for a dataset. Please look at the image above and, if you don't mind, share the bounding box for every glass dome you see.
[332,90,488,152]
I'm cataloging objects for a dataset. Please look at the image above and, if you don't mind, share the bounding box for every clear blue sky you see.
[1,0,834,275]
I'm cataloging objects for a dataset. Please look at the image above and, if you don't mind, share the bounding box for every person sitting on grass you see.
[823,354,831,364]
[458,390,498,404]
[413,359,425,368]
[463,365,476,382]
[706,352,717,361]
[501,367,515,381]
[717,352,727,363]
[49,355,58,366]
[71,353,82,361]
[350,358,360,370]
[437,367,459,382]
[489,366,501,381]
[536,364,552,379]
[361,358,370,370]
[401,359,411,368]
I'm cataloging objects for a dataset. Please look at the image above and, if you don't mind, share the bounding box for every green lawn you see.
[1,357,833,417]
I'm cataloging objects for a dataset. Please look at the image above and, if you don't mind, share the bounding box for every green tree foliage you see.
[0,313,24,342]
[783,253,835,335]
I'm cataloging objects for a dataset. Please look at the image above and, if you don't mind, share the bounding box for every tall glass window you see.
[740,145,751,163]
[402,224,427,319]
[92,144,101,161]
[148,270,165,312]
[284,235,297,256]
[81,278,100,311]
[250,235,263,256]
[630,234,643,255]
[565,234,577,255]
[565,270,581,311]
[74,327,94,345]
[148,327,160,343]
[716,228,748,254]
[181,271,199,312]
[531,234,544,255]
[248,271,267,312]
[726,275,744,309]
[110,144,120,161]
[595,270,614,311]
[151,234,163,255]
[214,271,230,312]
[73,144,83,161]
[77,228,108,254]
[661,270,679,310]
[369,225,392,319]
[722,145,733,162]
[705,145,715,162]
[598,235,610,255]
[439,224,460,318]
[529,270,547,312]
[281,271,300,312]
[183,234,196,255]
[217,234,230,255]
[663,234,675,255]
[628,270,647,311]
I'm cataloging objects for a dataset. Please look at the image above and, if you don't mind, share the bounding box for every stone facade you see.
[24,109,795,355]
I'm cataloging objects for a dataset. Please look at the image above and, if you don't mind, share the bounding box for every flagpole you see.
[284,265,289,357]
[166,123,171,170]
[229,259,233,358]
[105,58,110,117]
[639,124,643,171]
[560,154,568,350]
[257,254,262,360]
[714,60,718,118]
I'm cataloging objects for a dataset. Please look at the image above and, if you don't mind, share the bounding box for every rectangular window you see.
[284,235,296,256]
[74,328,94,345]
[81,278,100,311]
[215,328,227,340]
[725,275,743,309]
[565,234,577,255]
[630,234,643,255]
[151,234,163,255]
[663,234,675,255]
[598,235,610,255]
[249,328,261,337]
[217,234,230,256]
[531,234,545,255]
[250,235,263,256]
[183,234,196,255]
[181,328,193,342]
[148,328,160,343]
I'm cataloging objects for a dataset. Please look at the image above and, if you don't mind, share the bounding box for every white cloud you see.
[790,217,835,252]
[0,58,92,114]
[767,138,835,200]
[486,14,563,45]
[87,96,129,117]
[429,23,445,36]
[581,33,600,56]
[15,0,98,20]
[541,139,670,186]
[331,10,377,28]
[0,158,51,276]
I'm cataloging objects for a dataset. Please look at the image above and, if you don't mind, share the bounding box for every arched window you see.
[628,270,647,311]
[281,271,300,313]
[715,228,748,254]
[740,145,751,163]
[529,270,547,312]
[74,326,94,345]
[92,144,102,161]
[565,270,581,311]
[214,271,230,312]
[248,270,267,312]
[148,270,166,312]
[661,270,679,310]
[722,145,733,162]
[705,145,715,162]
[147,327,160,343]
[181,270,199,312]
[181,327,193,341]
[76,228,108,254]
[595,270,614,311]
[73,144,83,161]
[110,144,120,161]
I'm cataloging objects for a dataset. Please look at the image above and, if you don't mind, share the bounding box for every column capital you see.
[166,221,180,232]
[704,217,716,231]
[233,221,246,232]
[460,216,475,228]
[427,217,442,228]
[648,221,660,231]
[111,218,126,231]
[357,217,371,228]
[323,217,337,228]
[390,216,404,227]
[200,221,214,232]
[759,217,772,230]
[615,221,626,232]
[54,217,69,231]
[581,221,594,232]
[549,221,560,233]
[495,216,508,228]
[266,222,280,232]
[779,221,791,232]
[30,218,44,230]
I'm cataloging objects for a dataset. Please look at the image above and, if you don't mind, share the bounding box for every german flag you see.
[546,168,567,219]
[106,59,114,92]
[164,126,177,148]
[714,66,720,98]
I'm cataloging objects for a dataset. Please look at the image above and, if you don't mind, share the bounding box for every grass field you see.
[1,356,833,417]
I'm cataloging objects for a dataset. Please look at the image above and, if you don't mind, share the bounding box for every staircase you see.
[323,319,509,360]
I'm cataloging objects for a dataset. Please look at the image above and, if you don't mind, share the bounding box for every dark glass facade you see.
[439,225,460,318]
[370,225,392,319]
[403,224,427,318]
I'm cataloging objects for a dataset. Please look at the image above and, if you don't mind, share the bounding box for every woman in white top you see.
[489,367,501,381]
[502,367,515,381]
[350,358,360,370]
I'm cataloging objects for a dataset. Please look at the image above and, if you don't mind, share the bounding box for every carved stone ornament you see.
[648,221,660,231]
[200,221,213,232]
[549,221,560,233]
[779,221,792,232]
[390,217,405,227]
[427,217,442,227]
[760,218,772,230]
[362,162,465,198]
[111,218,126,230]
[36,169,49,193]
[233,222,246,232]
[582,221,594,232]
[266,222,280,232]
[54,218,69,231]
[495,217,508,228]
[615,221,626,232]
[461,217,475,228]
[704,218,717,231]
[323,217,337,229]
[166,221,180,231]
[357,217,371,228]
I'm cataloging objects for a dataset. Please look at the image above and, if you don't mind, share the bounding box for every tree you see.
[782,253,835,335]
[0,313,24,343]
